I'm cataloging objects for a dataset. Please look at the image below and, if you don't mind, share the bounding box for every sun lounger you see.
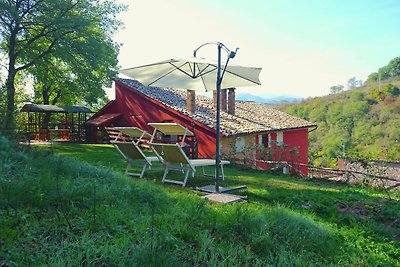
[111,141,159,178]
[148,122,199,158]
[108,127,159,178]
[150,142,230,187]
[148,122,194,146]
[114,127,152,149]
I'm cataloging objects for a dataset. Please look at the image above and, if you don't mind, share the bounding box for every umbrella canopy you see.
[119,57,262,92]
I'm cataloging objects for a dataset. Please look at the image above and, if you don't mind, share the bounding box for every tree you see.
[386,57,400,77]
[30,14,121,128]
[365,72,378,85]
[0,0,125,132]
[347,77,362,90]
[365,57,400,86]
[377,66,391,81]
[329,85,344,94]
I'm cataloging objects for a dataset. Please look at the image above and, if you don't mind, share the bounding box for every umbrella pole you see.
[215,44,222,193]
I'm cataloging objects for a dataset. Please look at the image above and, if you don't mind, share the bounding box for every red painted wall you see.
[283,129,309,175]
[253,130,309,175]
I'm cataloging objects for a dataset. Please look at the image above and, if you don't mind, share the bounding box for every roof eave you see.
[224,124,317,138]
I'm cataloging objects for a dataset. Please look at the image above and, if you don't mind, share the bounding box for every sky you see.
[112,0,400,98]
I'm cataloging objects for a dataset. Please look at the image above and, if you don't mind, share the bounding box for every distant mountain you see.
[236,93,302,106]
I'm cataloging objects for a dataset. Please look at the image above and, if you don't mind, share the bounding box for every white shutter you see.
[235,137,245,153]
[258,135,262,146]
[277,131,283,146]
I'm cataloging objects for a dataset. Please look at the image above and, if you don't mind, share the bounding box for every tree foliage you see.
[329,85,344,94]
[0,0,125,132]
[365,57,400,86]
[386,57,400,77]
[347,77,363,89]
[282,80,400,167]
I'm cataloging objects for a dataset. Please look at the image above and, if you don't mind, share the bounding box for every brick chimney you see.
[187,90,196,113]
[213,89,228,111]
[227,88,235,114]
[212,90,217,109]
[221,89,227,111]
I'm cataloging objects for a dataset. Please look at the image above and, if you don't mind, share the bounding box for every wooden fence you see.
[255,160,400,191]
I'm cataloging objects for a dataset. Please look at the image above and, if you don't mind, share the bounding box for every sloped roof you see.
[85,113,122,126]
[21,104,92,113]
[115,77,316,136]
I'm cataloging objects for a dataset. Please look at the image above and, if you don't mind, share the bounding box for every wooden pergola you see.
[20,103,92,141]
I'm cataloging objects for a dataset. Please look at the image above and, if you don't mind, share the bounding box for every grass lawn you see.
[1,140,399,266]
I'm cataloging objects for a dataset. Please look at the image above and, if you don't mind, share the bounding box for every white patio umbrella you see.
[119,42,262,193]
[119,57,261,91]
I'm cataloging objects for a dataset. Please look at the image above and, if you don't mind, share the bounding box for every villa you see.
[86,78,316,175]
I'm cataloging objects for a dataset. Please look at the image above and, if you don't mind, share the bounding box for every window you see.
[260,134,271,148]
[235,137,245,153]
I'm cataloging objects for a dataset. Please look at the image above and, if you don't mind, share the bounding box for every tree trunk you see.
[4,71,16,134]
[4,26,18,135]
[4,60,17,134]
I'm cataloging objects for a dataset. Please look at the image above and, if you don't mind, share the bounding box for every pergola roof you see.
[20,104,92,113]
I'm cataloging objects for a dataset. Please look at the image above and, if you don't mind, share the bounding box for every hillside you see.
[281,79,400,167]
[1,138,399,265]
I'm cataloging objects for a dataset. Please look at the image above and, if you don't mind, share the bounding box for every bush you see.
[382,84,400,97]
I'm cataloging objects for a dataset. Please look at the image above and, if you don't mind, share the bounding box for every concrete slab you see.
[201,193,244,204]
[196,184,247,194]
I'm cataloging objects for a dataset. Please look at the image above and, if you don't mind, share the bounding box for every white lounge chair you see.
[108,127,159,178]
[148,122,194,145]
[150,142,230,187]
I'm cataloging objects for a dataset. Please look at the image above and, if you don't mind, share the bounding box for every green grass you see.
[1,139,399,266]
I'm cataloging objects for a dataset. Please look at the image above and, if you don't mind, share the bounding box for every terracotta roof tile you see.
[115,78,316,136]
